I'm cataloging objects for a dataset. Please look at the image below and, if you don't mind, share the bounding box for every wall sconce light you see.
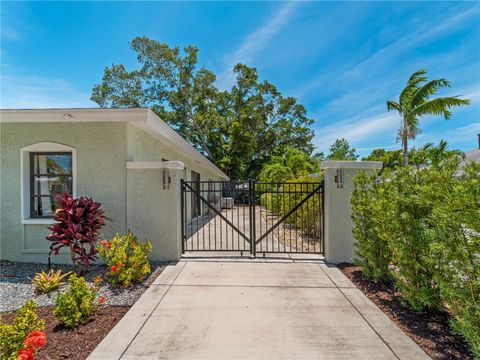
[162,169,171,189]
[334,169,343,189]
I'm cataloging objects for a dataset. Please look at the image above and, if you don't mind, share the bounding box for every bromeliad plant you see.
[98,231,152,287]
[32,269,72,295]
[46,193,108,274]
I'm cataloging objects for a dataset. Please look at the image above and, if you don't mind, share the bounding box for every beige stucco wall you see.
[127,123,225,224]
[0,120,225,264]
[322,161,382,264]
[0,122,128,263]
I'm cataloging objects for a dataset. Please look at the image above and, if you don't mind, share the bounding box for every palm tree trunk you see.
[403,137,408,166]
[402,116,409,166]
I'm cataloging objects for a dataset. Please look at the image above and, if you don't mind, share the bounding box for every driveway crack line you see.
[317,264,401,360]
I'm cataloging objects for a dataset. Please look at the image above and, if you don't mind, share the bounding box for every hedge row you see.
[258,175,323,236]
[351,159,480,357]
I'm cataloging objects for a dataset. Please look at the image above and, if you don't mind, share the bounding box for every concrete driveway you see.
[88,260,429,360]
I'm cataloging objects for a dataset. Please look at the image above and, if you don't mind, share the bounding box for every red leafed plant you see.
[47,193,108,273]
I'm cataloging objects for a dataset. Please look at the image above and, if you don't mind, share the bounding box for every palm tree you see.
[387,69,470,166]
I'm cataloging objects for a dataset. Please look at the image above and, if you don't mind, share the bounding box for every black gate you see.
[181,180,324,256]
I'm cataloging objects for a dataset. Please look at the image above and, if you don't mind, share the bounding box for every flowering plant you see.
[0,301,45,360]
[98,230,152,287]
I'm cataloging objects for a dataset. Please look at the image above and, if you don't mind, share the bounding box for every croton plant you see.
[47,193,108,273]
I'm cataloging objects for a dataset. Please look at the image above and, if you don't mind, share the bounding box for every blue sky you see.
[1,1,479,156]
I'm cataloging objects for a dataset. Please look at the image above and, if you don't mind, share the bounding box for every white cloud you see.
[342,6,479,81]
[313,112,399,153]
[217,2,298,89]
[0,74,94,108]
[295,6,479,98]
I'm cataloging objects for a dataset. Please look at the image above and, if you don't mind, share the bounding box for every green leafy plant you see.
[54,274,97,327]
[0,300,45,360]
[351,170,393,282]
[350,155,479,356]
[429,161,480,357]
[46,193,108,274]
[32,269,72,294]
[98,230,152,287]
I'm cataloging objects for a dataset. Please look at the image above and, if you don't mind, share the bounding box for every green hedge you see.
[351,159,480,357]
[258,175,322,237]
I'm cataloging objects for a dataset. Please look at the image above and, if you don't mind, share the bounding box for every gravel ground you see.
[0,260,166,312]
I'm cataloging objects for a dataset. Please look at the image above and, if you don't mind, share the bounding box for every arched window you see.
[21,142,76,223]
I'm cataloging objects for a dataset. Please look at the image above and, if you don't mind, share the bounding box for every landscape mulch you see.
[338,263,473,360]
[2,306,130,360]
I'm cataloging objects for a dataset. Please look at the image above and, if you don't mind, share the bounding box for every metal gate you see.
[181,180,324,256]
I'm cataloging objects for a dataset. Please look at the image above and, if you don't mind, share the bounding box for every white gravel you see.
[0,260,166,312]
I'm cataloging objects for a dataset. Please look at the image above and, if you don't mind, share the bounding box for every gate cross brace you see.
[182,181,252,244]
[254,183,322,245]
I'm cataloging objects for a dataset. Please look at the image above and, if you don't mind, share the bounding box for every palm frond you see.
[413,96,471,119]
[399,69,428,105]
[411,79,451,106]
[386,100,401,112]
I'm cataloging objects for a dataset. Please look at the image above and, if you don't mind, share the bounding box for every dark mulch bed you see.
[338,263,473,360]
[2,306,129,360]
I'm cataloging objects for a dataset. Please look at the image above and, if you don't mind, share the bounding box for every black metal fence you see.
[181,180,324,255]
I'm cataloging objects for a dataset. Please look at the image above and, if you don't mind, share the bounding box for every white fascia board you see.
[127,161,185,170]
[321,160,383,170]
[0,108,148,123]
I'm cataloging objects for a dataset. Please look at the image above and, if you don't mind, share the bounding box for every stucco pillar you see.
[126,161,184,262]
[321,160,383,264]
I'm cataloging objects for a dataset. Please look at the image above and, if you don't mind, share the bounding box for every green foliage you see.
[32,269,72,294]
[326,138,358,160]
[0,300,45,360]
[429,161,480,357]
[387,165,444,311]
[351,159,480,356]
[362,140,463,170]
[362,148,403,169]
[386,69,470,166]
[259,148,320,183]
[91,37,315,180]
[54,274,97,327]
[97,231,152,287]
[351,170,393,282]
[259,175,323,237]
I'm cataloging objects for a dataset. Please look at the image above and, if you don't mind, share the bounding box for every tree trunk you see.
[403,136,408,166]
[402,117,409,166]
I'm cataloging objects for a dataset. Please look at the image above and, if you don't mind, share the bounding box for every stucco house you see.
[0,108,228,264]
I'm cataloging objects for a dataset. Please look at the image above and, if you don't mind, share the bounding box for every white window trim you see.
[20,142,77,224]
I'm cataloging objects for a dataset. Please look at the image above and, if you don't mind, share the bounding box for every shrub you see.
[351,157,479,355]
[429,161,480,357]
[351,170,393,282]
[32,269,72,294]
[0,300,45,360]
[386,165,443,311]
[47,193,108,273]
[98,230,152,287]
[54,274,97,327]
[258,175,323,237]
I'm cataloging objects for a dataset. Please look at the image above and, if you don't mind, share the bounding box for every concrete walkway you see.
[88,260,429,360]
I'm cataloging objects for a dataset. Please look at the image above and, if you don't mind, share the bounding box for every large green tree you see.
[91,37,314,179]
[326,138,359,160]
[386,69,469,166]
